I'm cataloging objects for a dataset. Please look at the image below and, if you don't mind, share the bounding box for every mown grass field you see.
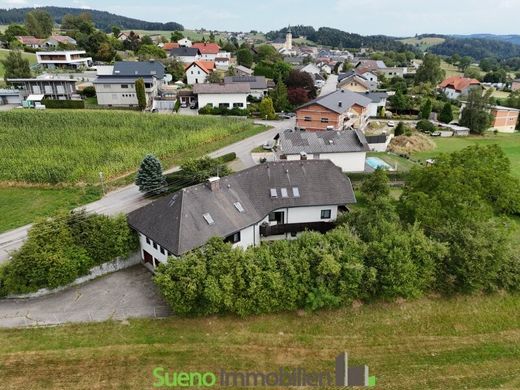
[0,293,519,389]
[0,111,264,184]
[399,36,445,51]
[0,49,37,78]
[0,186,101,232]
[412,132,520,178]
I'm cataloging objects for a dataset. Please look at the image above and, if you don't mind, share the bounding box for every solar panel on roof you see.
[203,213,215,225]
[281,188,288,198]
[292,187,300,197]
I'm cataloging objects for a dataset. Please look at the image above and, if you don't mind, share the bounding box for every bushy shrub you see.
[43,99,85,109]
[198,104,248,116]
[81,86,96,98]
[0,211,137,295]
[416,119,436,133]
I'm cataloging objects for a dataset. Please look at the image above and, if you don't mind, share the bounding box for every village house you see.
[193,83,250,109]
[223,75,271,100]
[6,76,79,101]
[93,61,166,108]
[177,37,192,47]
[43,35,77,48]
[215,56,230,69]
[295,89,373,131]
[36,50,92,69]
[337,71,377,93]
[276,129,370,172]
[512,79,520,92]
[439,76,481,100]
[192,42,221,61]
[161,42,179,51]
[127,160,356,268]
[234,65,254,76]
[185,61,215,85]
[15,35,44,48]
[490,106,520,133]
[169,47,201,63]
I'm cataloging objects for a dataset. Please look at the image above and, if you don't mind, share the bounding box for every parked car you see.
[279,112,296,119]
[431,131,442,137]
[180,102,188,108]
[263,140,275,150]
[387,121,395,127]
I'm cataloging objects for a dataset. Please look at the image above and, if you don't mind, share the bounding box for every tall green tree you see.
[458,56,473,72]
[360,168,390,200]
[135,154,167,195]
[2,24,28,44]
[420,99,432,120]
[170,31,184,42]
[258,97,277,120]
[459,89,493,134]
[236,48,253,68]
[415,53,445,85]
[270,80,289,112]
[135,78,147,110]
[439,102,454,123]
[25,10,54,38]
[0,50,31,83]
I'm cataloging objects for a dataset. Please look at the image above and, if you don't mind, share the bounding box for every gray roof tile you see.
[278,129,370,154]
[297,89,372,114]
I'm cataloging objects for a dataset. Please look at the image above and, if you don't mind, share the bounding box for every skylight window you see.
[292,187,300,198]
[203,213,215,225]
[270,188,278,198]
[234,202,245,213]
[281,188,288,198]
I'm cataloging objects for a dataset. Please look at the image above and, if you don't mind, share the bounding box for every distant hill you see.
[0,6,183,32]
[430,37,520,60]
[452,34,520,46]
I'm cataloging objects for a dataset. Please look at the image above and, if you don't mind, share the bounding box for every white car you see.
[387,121,395,127]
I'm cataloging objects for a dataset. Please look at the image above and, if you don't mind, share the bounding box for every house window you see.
[233,103,244,108]
[160,247,165,255]
[321,209,332,219]
[121,84,128,88]
[304,116,312,122]
[146,238,151,245]
[321,118,329,123]
[219,103,229,108]
[103,84,111,89]
[224,231,241,244]
[153,242,158,250]
[269,211,285,224]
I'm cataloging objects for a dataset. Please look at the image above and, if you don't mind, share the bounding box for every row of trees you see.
[154,146,520,316]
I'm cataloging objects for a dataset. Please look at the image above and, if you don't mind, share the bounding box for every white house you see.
[93,61,166,108]
[185,61,215,85]
[439,76,481,100]
[192,43,221,61]
[177,38,192,47]
[127,160,356,269]
[276,129,369,172]
[36,50,92,69]
[170,47,201,64]
[223,75,270,100]
[193,83,250,109]
[358,91,388,117]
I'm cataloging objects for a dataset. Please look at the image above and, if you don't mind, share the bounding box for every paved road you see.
[0,265,169,328]
[319,74,338,96]
[0,119,292,264]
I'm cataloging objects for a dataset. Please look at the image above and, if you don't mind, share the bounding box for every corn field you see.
[0,111,259,184]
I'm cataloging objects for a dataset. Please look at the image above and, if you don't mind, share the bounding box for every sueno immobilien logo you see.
[152,352,376,387]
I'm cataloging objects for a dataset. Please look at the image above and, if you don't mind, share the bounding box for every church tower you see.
[285,26,293,50]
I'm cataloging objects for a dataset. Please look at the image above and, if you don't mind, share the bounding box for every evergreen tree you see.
[1,50,31,83]
[460,89,493,134]
[135,78,147,110]
[135,154,167,196]
[270,80,289,112]
[439,102,454,123]
[394,121,405,136]
[420,99,432,120]
[258,97,276,119]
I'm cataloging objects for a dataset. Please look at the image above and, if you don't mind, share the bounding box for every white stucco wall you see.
[96,80,159,107]
[197,92,248,109]
[284,152,366,172]
[139,233,170,266]
[186,65,208,85]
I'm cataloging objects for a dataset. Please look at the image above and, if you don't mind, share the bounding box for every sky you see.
[1,0,519,37]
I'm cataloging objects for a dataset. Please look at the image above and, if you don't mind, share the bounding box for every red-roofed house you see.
[439,76,481,99]
[16,36,45,48]
[185,61,216,85]
[192,42,221,60]
[162,42,180,51]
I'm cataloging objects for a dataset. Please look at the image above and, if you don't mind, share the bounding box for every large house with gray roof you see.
[127,160,356,269]
[276,129,369,172]
[93,61,166,108]
[223,75,272,99]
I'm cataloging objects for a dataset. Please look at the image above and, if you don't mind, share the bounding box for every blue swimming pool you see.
[366,157,392,170]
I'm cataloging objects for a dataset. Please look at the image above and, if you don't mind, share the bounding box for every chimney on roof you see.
[207,176,220,192]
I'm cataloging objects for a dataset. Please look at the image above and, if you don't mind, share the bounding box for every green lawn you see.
[412,132,520,178]
[0,293,519,389]
[399,36,445,51]
[0,49,37,78]
[0,186,101,232]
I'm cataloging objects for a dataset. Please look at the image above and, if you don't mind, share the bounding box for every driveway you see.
[0,265,169,328]
[0,118,293,263]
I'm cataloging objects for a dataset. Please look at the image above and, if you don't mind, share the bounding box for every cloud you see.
[2,0,28,5]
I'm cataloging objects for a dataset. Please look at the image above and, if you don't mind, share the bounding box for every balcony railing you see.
[259,221,334,237]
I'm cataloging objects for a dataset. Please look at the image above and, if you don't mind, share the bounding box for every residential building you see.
[234,65,254,76]
[439,76,481,99]
[185,61,215,85]
[191,42,221,60]
[365,133,393,152]
[6,76,79,100]
[354,60,387,74]
[127,160,356,267]
[43,35,77,48]
[490,106,520,133]
[193,83,250,109]
[377,67,407,78]
[359,91,388,117]
[93,61,166,108]
[223,75,270,99]
[177,38,192,47]
[295,89,372,131]
[0,89,22,105]
[512,79,520,92]
[15,35,44,48]
[338,71,377,93]
[170,47,201,63]
[300,63,321,77]
[36,50,92,69]
[117,32,130,41]
[162,42,180,51]
[276,129,369,172]
[215,56,230,69]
